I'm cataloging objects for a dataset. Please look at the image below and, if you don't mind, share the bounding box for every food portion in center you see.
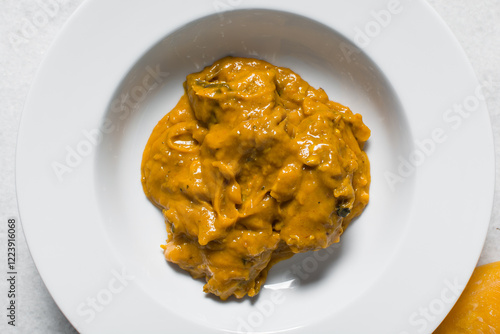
[141,56,371,300]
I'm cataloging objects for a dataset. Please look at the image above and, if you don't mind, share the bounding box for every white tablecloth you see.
[0,0,498,333]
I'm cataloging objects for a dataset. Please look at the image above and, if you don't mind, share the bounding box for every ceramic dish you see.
[16,0,494,332]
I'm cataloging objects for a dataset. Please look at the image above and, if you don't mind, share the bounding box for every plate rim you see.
[16,0,495,333]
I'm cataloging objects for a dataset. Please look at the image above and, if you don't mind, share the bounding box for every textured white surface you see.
[0,0,498,333]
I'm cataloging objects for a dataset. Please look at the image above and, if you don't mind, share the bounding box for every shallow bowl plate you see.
[16,0,494,333]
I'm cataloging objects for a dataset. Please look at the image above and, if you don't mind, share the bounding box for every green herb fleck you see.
[337,207,350,218]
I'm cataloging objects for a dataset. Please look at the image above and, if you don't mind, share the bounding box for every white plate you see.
[16,0,494,333]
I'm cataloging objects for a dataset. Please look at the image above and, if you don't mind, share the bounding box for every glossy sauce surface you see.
[141,57,370,299]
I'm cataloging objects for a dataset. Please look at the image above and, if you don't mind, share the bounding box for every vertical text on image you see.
[6,218,17,327]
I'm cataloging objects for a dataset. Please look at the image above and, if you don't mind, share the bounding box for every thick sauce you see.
[141,57,370,300]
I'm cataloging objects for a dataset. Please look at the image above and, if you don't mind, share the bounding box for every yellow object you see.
[141,57,371,299]
[434,261,500,333]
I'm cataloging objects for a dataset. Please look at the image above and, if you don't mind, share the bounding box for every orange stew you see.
[141,57,371,299]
